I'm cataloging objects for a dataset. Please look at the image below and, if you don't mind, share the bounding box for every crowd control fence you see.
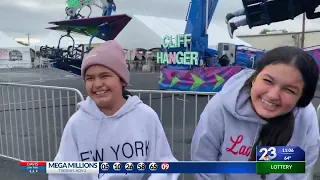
[0,84,317,179]
[0,83,84,162]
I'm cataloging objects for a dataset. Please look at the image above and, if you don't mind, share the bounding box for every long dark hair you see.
[246,46,319,164]
[122,89,132,99]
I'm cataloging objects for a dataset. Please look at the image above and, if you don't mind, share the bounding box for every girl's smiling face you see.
[84,65,125,110]
[250,63,304,119]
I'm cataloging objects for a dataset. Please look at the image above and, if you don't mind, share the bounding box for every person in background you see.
[49,40,179,180]
[191,46,320,180]
[134,55,139,72]
[102,0,116,16]
[225,8,246,23]
[107,0,116,9]
[225,7,247,38]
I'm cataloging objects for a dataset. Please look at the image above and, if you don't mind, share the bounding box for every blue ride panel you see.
[235,46,265,68]
[184,0,219,59]
[305,46,320,75]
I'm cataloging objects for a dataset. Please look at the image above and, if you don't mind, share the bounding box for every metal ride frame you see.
[58,0,117,52]
[0,83,317,179]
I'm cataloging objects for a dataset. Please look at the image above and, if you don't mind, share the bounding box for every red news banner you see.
[20,162,46,173]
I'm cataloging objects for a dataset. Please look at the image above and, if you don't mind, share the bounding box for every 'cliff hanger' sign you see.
[156,34,199,65]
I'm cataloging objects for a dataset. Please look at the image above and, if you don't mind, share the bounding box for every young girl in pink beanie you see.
[49,40,179,180]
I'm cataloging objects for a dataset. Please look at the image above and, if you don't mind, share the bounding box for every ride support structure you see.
[184,0,219,60]
[41,0,131,75]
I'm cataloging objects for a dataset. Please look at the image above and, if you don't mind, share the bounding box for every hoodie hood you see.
[219,69,267,125]
[77,95,143,120]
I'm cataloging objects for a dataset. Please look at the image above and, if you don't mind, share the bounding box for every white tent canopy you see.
[0,31,27,48]
[0,31,33,66]
[31,31,76,49]
[33,15,251,51]
[115,15,251,50]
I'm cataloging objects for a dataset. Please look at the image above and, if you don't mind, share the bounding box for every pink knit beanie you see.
[81,40,129,86]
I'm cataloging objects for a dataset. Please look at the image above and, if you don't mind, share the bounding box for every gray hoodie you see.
[191,69,320,180]
[49,95,179,180]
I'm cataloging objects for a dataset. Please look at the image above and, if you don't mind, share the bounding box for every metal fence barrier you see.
[127,89,318,180]
[126,89,217,162]
[127,89,216,180]
[0,85,318,179]
[0,83,84,162]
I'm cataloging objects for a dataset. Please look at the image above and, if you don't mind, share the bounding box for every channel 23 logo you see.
[259,147,277,161]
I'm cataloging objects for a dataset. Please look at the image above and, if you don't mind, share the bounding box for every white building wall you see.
[238,31,320,50]
[304,32,320,48]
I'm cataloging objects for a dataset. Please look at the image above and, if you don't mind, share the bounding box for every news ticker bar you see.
[20,161,305,174]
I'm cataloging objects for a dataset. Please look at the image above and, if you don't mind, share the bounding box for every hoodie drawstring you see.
[247,124,261,161]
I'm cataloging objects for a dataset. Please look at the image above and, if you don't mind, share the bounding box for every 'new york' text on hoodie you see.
[191,69,320,180]
[49,95,179,180]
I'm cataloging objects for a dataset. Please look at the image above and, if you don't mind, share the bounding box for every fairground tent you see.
[33,15,251,52]
[115,15,251,50]
[0,31,33,66]
[0,31,26,48]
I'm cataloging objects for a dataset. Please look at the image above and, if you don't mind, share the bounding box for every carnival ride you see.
[158,0,320,92]
[39,0,131,75]
[40,0,320,92]
[158,0,269,92]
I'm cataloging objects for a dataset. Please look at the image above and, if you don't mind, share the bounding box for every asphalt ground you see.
[0,68,320,180]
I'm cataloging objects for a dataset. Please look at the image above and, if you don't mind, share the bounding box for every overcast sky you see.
[1,0,320,44]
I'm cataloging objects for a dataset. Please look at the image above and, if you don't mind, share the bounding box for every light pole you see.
[301,13,306,48]
[27,33,30,46]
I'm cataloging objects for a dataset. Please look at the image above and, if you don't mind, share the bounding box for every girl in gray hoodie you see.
[191,46,320,180]
[49,40,179,180]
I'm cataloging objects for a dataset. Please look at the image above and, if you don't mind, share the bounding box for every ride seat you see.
[287,0,295,20]
[242,0,271,28]
[242,0,264,7]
